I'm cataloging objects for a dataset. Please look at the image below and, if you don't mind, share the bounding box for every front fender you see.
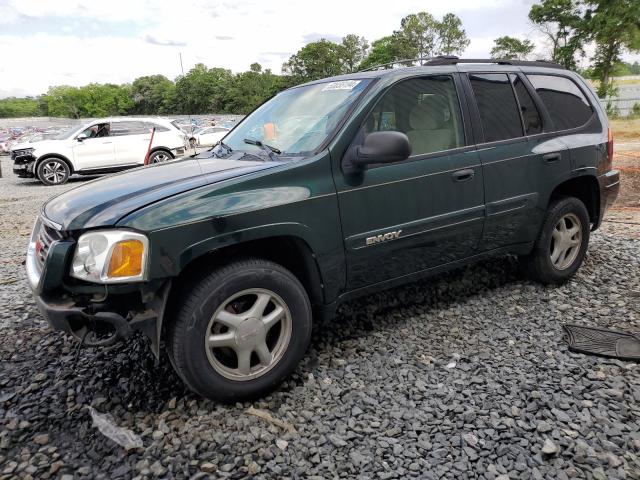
[117,152,346,302]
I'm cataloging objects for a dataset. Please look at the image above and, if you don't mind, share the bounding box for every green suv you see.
[27,57,620,401]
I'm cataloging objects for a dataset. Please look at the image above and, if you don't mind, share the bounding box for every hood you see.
[44,155,280,231]
[14,139,65,152]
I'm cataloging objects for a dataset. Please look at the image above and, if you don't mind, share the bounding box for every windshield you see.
[221,79,371,156]
[54,124,83,140]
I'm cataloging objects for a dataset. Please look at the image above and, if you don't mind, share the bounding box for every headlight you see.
[70,230,149,283]
[13,148,35,157]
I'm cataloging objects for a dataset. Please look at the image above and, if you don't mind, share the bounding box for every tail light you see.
[607,128,614,169]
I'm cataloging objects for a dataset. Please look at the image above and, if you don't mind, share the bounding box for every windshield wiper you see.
[243,138,281,161]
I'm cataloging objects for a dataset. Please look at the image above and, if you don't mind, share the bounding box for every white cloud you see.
[1,0,637,97]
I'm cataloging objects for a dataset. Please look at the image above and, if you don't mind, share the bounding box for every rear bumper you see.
[595,169,620,229]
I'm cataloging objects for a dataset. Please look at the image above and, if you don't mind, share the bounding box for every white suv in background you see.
[11,118,188,185]
[189,126,230,147]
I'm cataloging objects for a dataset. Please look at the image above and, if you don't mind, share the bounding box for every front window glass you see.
[79,123,111,138]
[362,75,464,156]
[222,79,371,156]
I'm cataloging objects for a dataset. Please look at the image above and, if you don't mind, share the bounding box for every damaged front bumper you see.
[12,150,36,177]
[27,220,170,357]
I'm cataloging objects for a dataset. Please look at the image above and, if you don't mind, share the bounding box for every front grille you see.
[35,222,63,268]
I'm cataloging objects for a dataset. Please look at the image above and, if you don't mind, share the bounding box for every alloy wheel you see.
[152,152,170,163]
[550,213,582,270]
[41,161,67,184]
[204,288,292,381]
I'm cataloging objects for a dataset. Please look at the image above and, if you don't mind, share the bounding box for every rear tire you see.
[521,196,590,284]
[36,158,70,185]
[167,259,312,402]
[149,150,173,164]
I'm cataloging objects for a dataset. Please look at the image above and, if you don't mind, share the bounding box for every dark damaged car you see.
[27,57,619,401]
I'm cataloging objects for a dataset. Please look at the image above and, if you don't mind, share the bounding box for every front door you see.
[72,123,116,170]
[334,74,485,291]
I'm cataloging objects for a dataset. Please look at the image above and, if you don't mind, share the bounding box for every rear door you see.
[334,74,485,291]
[463,72,570,251]
[110,121,152,165]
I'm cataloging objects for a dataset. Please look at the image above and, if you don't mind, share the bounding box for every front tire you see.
[167,259,312,402]
[36,158,70,185]
[521,196,590,284]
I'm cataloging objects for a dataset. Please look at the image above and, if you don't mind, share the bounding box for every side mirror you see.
[343,131,411,174]
[76,133,88,142]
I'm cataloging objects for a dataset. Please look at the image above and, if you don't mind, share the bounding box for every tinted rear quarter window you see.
[469,73,523,142]
[526,74,593,131]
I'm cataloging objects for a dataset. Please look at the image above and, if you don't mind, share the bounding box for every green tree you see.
[42,84,133,118]
[131,75,175,114]
[282,39,344,82]
[437,13,470,55]
[584,0,640,97]
[491,36,536,59]
[396,12,439,61]
[80,83,134,117]
[0,97,43,118]
[392,12,469,64]
[224,63,284,114]
[173,64,233,114]
[529,0,586,69]
[340,34,369,73]
[358,36,404,70]
[43,86,86,118]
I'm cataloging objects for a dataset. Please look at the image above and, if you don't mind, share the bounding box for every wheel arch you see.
[36,153,74,174]
[149,146,174,159]
[548,175,600,227]
[163,234,326,333]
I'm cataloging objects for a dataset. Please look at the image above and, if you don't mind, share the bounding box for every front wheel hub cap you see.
[205,289,292,381]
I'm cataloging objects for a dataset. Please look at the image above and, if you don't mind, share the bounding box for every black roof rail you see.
[358,55,565,72]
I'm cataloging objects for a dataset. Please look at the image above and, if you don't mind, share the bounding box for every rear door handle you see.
[543,152,561,163]
[101,141,112,144]
[452,168,475,182]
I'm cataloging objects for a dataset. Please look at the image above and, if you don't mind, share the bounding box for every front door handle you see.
[452,168,475,182]
[101,141,112,144]
[543,152,561,163]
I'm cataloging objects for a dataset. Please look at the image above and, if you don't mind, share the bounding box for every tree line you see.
[1,0,638,119]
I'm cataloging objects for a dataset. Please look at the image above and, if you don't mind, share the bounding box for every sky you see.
[0,0,638,98]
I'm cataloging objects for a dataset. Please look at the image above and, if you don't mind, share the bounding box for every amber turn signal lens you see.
[107,240,144,278]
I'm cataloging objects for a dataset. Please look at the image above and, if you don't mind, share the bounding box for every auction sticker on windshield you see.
[322,80,361,91]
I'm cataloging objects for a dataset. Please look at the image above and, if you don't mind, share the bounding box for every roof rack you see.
[359,56,565,72]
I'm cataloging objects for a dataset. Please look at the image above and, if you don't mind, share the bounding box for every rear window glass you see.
[526,74,593,131]
[469,73,523,142]
[147,122,170,132]
[111,121,149,136]
[510,74,543,135]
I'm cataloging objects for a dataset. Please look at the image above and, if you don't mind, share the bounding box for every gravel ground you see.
[1,155,639,480]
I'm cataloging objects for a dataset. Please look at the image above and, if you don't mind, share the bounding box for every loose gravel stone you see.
[1,157,639,478]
